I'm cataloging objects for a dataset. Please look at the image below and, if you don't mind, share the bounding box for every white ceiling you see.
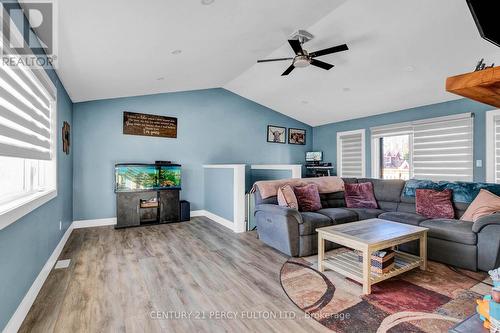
[51,0,344,103]
[45,0,500,125]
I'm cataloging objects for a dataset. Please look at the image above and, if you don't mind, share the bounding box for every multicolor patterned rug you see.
[280,249,492,333]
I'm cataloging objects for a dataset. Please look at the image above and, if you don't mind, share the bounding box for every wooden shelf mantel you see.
[446,66,500,108]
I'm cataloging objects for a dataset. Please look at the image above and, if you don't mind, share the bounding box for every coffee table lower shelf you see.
[322,250,423,285]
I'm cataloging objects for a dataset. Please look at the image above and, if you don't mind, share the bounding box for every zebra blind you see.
[495,116,500,183]
[371,122,413,138]
[0,50,54,160]
[412,114,473,182]
[338,131,364,177]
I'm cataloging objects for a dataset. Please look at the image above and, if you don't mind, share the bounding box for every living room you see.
[1,0,500,332]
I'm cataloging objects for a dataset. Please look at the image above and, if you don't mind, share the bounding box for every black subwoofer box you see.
[179,200,190,222]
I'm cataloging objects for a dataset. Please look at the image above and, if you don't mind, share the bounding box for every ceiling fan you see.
[257,31,348,76]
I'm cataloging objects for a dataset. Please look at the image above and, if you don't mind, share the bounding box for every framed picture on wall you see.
[267,125,286,144]
[288,128,306,145]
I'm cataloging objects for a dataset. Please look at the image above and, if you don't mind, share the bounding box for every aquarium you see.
[115,164,181,192]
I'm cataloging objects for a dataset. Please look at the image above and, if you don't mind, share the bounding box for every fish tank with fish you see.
[115,163,181,192]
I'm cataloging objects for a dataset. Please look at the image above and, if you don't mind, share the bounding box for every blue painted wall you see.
[0,1,74,329]
[313,99,495,182]
[204,168,234,221]
[73,88,312,220]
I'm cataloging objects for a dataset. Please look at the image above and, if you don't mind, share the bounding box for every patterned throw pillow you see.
[293,183,322,212]
[461,189,500,222]
[344,182,378,209]
[277,184,298,209]
[416,189,454,219]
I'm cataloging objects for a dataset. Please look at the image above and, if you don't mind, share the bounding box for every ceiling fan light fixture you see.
[293,55,310,68]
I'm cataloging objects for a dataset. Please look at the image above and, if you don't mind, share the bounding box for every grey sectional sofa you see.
[253,178,500,271]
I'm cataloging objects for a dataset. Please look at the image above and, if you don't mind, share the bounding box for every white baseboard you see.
[190,210,206,217]
[73,217,117,229]
[3,223,74,333]
[197,210,236,232]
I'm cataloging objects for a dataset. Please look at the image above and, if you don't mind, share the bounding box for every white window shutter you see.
[412,114,473,182]
[495,116,500,183]
[0,61,54,160]
[337,130,365,177]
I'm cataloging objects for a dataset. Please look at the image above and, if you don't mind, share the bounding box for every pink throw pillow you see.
[461,189,500,222]
[293,184,322,212]
[277,184,298,209]
[344,182,378,209]
[416,189,454,219]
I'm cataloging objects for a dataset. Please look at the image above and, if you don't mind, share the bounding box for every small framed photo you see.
[288,128,306,145]
[267,125,286,144]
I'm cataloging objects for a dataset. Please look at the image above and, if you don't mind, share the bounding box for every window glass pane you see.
[381,135,410,180]
[0,156,25,200]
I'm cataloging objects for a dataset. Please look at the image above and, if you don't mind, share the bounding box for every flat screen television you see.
[115,163,181,192]
[466,0,500,47]
[306,151,323,162]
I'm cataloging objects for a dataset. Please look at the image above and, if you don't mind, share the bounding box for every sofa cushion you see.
[299,212,333,235]
[462,189,500,222]
[420,219,477,245]
[358,178,405,203]
[294,184,322,212]
[344,182,378,209]
[319,191,345,209]
[277,184,298,209]
[316,208,358,225]
[378,211,428,226]
[345,208,385,220]
[416,189,454,219]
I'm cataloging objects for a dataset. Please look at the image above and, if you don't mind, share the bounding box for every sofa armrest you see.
[254,204,303,224]
[472,213,500,233]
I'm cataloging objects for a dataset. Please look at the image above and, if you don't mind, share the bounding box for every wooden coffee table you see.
[316,218,428,294]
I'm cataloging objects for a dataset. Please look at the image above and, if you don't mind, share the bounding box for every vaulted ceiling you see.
[46,0,500,125]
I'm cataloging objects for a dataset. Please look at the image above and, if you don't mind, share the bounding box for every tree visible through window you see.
[380,135,410,180]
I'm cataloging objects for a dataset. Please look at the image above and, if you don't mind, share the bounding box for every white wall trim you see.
[486,109,500,183]
[232,165,246,233]
[194,209,235,231]
[3,223,74,333]
[250,164,302,179]
[73,217,117,229]
[202,164,246,169]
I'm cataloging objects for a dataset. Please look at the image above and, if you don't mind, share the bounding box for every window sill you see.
[0,189,57,230]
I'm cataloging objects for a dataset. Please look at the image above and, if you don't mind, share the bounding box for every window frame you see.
[486,109,500,183]
[336,129,366,178]
[0,7,58,230]
[372,133,413,180]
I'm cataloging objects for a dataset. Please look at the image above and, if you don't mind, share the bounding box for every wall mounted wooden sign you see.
[123,112,177,138]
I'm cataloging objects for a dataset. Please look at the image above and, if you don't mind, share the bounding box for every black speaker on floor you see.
[179,200,190,222]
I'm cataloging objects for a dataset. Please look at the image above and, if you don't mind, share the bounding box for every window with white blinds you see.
[0,64,54,160]
[412,114,473,182]
[494,116,500,183]
[0,9,57,229]
[371,113,474,182]
[337,129,365,177]
[486,111,500,184]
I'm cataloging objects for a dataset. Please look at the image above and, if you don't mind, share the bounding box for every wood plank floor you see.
[19,217,330,333]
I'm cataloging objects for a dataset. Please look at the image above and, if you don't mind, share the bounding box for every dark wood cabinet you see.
[115,189,180,229]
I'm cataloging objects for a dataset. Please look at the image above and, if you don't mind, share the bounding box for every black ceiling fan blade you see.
[281,64,295,76]
[257,57,294,63]
[309,44,348,58]
[288,39,304,55]
[310,59,334,70]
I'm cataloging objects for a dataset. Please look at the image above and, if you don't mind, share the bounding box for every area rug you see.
[280,249,492,333]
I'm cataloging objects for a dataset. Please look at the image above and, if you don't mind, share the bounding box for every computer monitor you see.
[306,151,322,162]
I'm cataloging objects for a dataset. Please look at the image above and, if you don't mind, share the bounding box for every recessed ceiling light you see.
[156,77,165,81]
[171,49,182,55]
[301,100,309,104]
[404,66,415,72]
[201,0,214,5]
[342,87,351,92]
